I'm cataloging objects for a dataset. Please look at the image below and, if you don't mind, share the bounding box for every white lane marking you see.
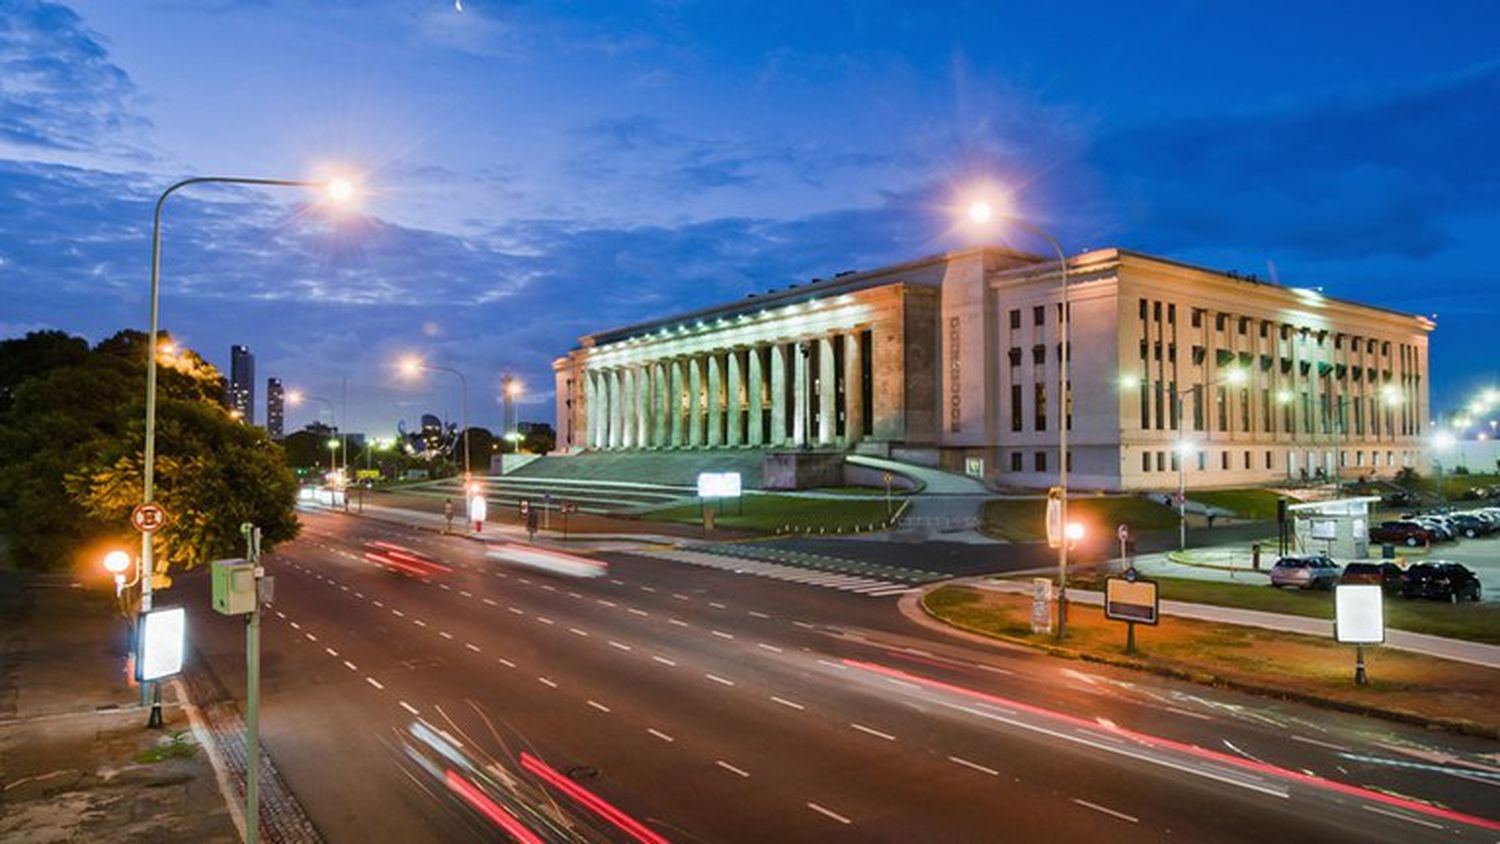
[1071,798,1138,824]
[373,600,384,608]
[948,755,998,776]
[608,641,633,652]
[628,608,649,617]
[671,593,690,601]
[771,696,805,710]
[610,579,625,586]
[392,609,405,617]
[538,677,558,689]
[1166,706,1213,722]
[305,633,318,642]
[498,658,516,668]
[792,621,815,629]
[807,803,851,825]
[1288,734,1348,751]
[460,590,472,598]
[708,601,726,609]
[465,643,482,653]
[399,701,420,716]
[275,611,286,619]
[568,627,590,637]
[716,760,750,778]
[541,584,557,592]
[366,677,384,690]
[640,586,656,592]
[289,621,301,630]
[340,585,350,592]
[647,728,674,743]
[596,599,617,608]
[816,659,848,671]
[508,606,524,615]
[343,660,358,672]
[850,723,895,741]
[536,617,555,625]
[1361,804,1442,829]
[324,647,339,657]
[652,656,677,667]
[483,598,497,606]
[668,618,688,627]
[705,673,735,687]
[413,619,427,628]
[710,630,734,640]
[567,591,582,599]
[756,643,783,653]
[587,700,611,713]
[354,592,364,599]
[439,583,450,591]
[439,631,454,640]
[519,578,532,585]
[748,610,770,619]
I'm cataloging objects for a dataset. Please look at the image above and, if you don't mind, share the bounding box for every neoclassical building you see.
[553,247,1433,490]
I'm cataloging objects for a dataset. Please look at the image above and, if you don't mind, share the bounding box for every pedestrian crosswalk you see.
[628,548,920,597]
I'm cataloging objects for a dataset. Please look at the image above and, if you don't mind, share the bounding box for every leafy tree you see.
[0,330,89,412]
[522,426,556,455]
[459,426,495,473]
[0,330,297,582]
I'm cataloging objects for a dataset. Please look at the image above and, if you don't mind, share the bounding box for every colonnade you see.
[583,332,868,450]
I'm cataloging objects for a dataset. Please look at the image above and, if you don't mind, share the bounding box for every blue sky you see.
[2,0,1496,435]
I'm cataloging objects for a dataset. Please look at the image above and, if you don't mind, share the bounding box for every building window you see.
[1197,451,1207,471]
[1243,451,1251,469]
[1153,301,1162,321]
[1167,303,1176,323]
[1034,383,1047,431]
[1010,451,1022,471]
[1240,388,1250,432]
[1265,450,1273,469]
[1142,451,1151,472]
[1261,389,1271,433]
[1191,308,1203,328]
[1008,347,1022,367]
[1034,451,1047,472]
[1139,381,1150,430]
[1215,313,1227,332]
[1259,321,1269,338]
[1156,451,1165,472]
[1032,344,1046,365]
[1009,309,1021,330]
[1192,385,1205,431]
[1139,298,1148,319]
[1011,384,1022,432]
[1216,387,1228,431]
[1034,306,1045,327]
[1238,317,1248,335]
[1170,451,1179,471]
[1221,451,1229,470]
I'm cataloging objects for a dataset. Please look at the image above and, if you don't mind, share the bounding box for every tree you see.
[460,426,495,473]
[0,330,89,413]
[0,330,298,581]
[522,426,556,455]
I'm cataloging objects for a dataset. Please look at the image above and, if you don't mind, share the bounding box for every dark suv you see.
[1340,562,1405,593]
[1369,521,1436,547]
[1401,562,1482,603]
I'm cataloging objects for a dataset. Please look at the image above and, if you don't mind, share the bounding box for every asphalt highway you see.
[183,509,1500,843]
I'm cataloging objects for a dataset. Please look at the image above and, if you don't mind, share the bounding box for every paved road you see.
[182,511,1500,842]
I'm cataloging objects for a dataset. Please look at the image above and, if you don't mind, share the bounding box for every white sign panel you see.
[136,606,186,682]
[1310,519,1338,541]
[697,472,742,499]
[1335,584,1384,644]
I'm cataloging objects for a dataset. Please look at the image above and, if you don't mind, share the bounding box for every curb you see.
[906,585,1498,741]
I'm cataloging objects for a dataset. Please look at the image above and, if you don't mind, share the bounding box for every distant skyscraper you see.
[228,345,255,424]
[266,377,284,438]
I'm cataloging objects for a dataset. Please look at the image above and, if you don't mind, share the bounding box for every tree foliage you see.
[0,330,298,579]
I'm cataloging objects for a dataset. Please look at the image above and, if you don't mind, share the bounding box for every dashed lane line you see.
[538,677,559,689]
[807,803,851,825]
[850,723,895,741]
[647,728,674,743]
[704,673,735,687]
[716,760,749,778]
[771,696,805,711]
[948,756,998,776]
[399,701,420,716]
[587,700,611,713]
[652,656,677,667]
[1071,798,1138,824]
[366,677,384,690]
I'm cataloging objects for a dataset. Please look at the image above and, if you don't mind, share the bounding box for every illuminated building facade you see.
[228,344,255,425]
[554,247,1432,490]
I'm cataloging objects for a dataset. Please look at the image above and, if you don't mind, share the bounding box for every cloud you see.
[0,1,150,160]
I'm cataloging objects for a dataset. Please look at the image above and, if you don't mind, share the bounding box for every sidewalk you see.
[971,577,1500,670]
[309,501,690,548]
[0,571,238,843]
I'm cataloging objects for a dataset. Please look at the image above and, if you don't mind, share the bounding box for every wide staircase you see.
[510,450,771,488]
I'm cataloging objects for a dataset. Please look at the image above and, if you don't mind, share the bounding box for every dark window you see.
[1192,384,1205,431]
[1010,384,1022,432]
[1167,304,1176,323]
[1034,306,1045,326]
[1153,301,1162,321]
[1010,451,1022,471]
[1139,382,1150,430]
[1216,386,1228,431]
[1191,309,1203,328]
[1167,343,1177,363]
[1139,339,1149,360]
[1009,309,1021,330]
[1008,347,1022,367]
[1139,298,1148,319]
[1156,451,1165,472]
[1215,313,1227,331]
[1238,317,1248,335]
[1034,383,1047,431]
[1243,451,1251,469]
[1221,451,1229,470]
[1034,451,1047,472]
[1142,451,1151,472]
[1265,450,1273,469]
[1032,345,1046,365]
[1259,321,1269,338]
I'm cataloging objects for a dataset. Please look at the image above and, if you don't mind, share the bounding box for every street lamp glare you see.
[399,356,424,377]
[1432,431,1456,450]
[1064,521,1085,542]
[1225,366,1248,386]
[326,178,356,203]
[967,200,993,225]
[286,389,304,405]
[1275,389,1294,404]
[1119,373,1141,390]
[103,550,131,575]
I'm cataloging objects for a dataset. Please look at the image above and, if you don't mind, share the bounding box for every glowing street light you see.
[400,357,472,481]
[136,171,360,728]
[1173,440,1197,550]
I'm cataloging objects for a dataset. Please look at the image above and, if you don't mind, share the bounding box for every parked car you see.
[1448,514,1493,538]
[1401,562,1483,603]
[1339,561,1405,593]
[1369,521,1436,547]
[1410,516,1456,541]
[1270,555,1341,590]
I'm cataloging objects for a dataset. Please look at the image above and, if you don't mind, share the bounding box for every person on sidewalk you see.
[443,498,454,534]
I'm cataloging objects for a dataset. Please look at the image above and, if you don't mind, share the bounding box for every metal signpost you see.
[213,523,273,844]
[1104,571,1159,654]
[133,605,185,727]
[882,471,894,516]
[1335,584,1384,685]
[1116,523,1130,567]
[560,500,578,540]
[130,502,169,724]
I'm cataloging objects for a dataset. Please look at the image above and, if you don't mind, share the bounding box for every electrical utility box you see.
[212,558,257,616]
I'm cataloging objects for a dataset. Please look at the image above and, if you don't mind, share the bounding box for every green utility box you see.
[212,558,257,616]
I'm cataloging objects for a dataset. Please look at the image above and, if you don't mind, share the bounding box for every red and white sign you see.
[131,502,168,533]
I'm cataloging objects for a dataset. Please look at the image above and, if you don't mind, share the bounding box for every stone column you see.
[635,365,650,448]
[622,368,636,448]
[584,371,598,449]
[604,370,618,448]
[688,356,703,448]
[727,350,743,447]
[747,346,764,447]
[707,353,723,447]
[793,341,809,446]
[669,360,685,447]
[769,343,787,446]
[653,363,668,448]
[844,332,863,446]
[818,335,836,445]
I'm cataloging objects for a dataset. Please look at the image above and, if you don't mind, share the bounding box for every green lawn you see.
[1066,573,1500,644]
[1189,488,1287,520]
[981,495,1178,541]
[639,494,896,533]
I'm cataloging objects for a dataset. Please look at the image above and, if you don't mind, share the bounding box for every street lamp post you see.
[139,174,352,720]
[402,359,472,481]
[967,199,1070,637]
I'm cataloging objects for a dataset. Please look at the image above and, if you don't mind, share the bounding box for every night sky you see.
[2,1,1496,436]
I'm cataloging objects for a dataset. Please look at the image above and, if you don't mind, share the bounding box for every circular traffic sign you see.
[1117,523,1130,542]
[131,502,168,533]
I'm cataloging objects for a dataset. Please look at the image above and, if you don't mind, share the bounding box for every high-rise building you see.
[266,377,285,439]
[228,345,255,424]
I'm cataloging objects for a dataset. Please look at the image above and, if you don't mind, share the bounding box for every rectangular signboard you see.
[697,472,743,499]
[1105,577,1159,625]
[135,606,186,682]
[1335,584,1384,644]
[1030,578,1053,635]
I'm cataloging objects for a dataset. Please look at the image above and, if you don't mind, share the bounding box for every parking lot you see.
[1395,531,1500,603]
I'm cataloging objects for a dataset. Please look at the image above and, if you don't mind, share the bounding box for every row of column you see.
[584,334,865,450]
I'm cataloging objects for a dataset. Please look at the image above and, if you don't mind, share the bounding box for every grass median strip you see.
[922,585,1500,736]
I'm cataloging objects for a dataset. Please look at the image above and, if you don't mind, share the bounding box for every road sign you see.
[560,501,578,515]
[518,500,530,516]
[1030,578,1053,635]
[1105,577,1159,625]
[1117,523,1130,543]
[882,472,893,485]
[132,502,168,533]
